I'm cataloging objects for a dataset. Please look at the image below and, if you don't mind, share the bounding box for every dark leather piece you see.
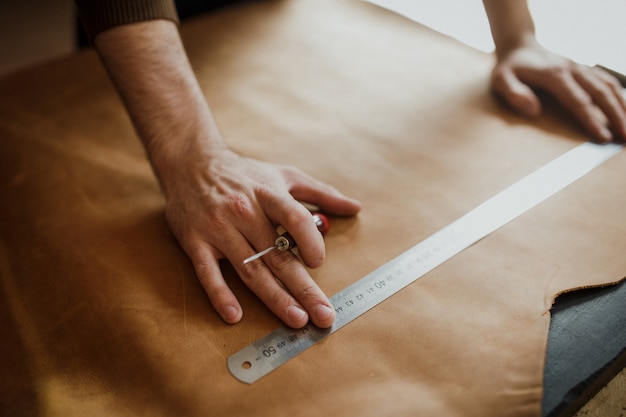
[543,281,626,417]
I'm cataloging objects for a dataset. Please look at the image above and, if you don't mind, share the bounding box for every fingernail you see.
[287,305,307,323]
[222,306,241,323]
[315,304,335,324]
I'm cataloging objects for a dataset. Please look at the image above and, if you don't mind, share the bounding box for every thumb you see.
[491,66,542,118]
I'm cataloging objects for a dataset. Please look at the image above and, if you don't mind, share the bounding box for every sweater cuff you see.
[75,0,180,42]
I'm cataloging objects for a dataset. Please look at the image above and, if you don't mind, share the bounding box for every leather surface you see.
[1,1,625,416]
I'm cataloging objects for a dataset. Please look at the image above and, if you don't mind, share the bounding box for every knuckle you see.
[225,194,255,221]
[607,77,623,91]
[279,163,299,176]
[572,95,594,111]
[281,207,310,230]
[595,69,622,91]
[594,84,616,103]
[206,286,232,308]
[194,260,216,283]
[267,251,300,274]
[195,260,212,276]
[297,284,321,303]
[240,259,268,279]
[269,288,293,310]
[547,64,569,79]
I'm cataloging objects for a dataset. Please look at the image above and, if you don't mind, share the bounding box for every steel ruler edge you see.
[228,141,622,384]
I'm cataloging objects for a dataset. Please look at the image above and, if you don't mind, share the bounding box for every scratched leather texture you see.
[0,1,624,416]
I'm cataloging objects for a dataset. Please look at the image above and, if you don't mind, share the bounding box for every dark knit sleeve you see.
[75,0,180,41]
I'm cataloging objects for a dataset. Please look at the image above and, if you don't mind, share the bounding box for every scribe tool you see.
[243,213,330,264]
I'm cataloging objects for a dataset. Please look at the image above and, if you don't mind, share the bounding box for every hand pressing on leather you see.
[93,19,361,329]
[158,146,361,328]
[490,37,626,143]
[482,0,626,144]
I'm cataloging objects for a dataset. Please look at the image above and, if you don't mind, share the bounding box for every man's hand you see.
[482,0,626,143]
[93,19,361,328]
[159,147,361,328]
[490,38,626,142]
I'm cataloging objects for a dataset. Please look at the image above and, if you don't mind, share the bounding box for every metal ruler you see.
[228,142,622,384]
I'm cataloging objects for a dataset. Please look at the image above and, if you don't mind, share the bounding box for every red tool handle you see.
[275,212,330,251]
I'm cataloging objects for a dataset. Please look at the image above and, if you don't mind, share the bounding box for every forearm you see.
[482,0,537,58]
[93,20,226,194]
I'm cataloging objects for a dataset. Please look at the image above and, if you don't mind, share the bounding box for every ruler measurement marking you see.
[228,142,622,384]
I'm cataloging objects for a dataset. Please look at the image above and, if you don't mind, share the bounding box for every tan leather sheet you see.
[1,1,625,416]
